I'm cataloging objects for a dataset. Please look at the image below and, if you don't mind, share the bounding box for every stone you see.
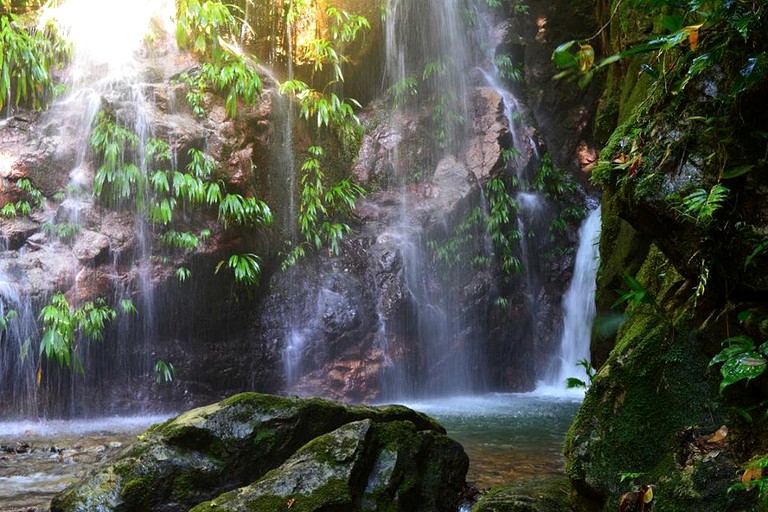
[51,393,467,512]
[72,230,111,264]
[472,477,575,512]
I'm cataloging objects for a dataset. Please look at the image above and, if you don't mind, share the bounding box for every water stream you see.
[0,416,170,510]
[542,206,602,389]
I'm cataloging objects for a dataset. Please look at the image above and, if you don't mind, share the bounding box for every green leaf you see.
[733,53,768,95]
[720,353,767,392]
[551,40,577,69]
[566,377,587,389]
[721,164,755,180]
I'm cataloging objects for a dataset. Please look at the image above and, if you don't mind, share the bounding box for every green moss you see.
[567,248,733,511]
[190,478,351,512]
[121,475,156,508]
[219,391,295,409]
[472,477,574,512]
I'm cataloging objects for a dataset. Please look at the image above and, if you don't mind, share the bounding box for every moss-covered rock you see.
[472,477,574,512]
[565,246,753,511]
[50,392,467,512]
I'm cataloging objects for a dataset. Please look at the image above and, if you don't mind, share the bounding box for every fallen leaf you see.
[688,28,699,51]
[708,425,728,444]
[742,466,763,484]
[287,498,296,508]
[643,485,654,504]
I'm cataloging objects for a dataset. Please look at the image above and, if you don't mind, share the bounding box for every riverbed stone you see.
[472,477,575,512]
[50,392,468,512]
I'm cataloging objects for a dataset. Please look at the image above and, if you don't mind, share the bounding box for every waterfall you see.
[0,0,179,416]
[376,0,483,397]
[543,206,602,390]
[0,239,40,417]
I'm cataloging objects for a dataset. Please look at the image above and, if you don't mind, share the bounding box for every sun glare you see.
[40,0,175,79]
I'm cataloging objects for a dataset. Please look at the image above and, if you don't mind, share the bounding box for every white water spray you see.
[541,206,602,393]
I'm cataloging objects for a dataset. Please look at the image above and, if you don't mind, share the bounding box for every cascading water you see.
[377,0,485,397]
[0,239,40,417]
[474,8,548,361]
[0,0,178,416]
[543,206,602,390]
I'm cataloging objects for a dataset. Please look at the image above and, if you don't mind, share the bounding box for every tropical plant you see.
[215,252,261,286]
[565,359,597,389]
[91,121,272,286]
[0,9,70,113]
[671,184,729,227]
[486,177,522,276]
[0,178,45,218]
[282,145,365,269]
[552,0,767,94]
[175,0,262,118]
[37,293,134,380]
[42,221,81,243]
[709,311,768,505]
[154,359,175,383]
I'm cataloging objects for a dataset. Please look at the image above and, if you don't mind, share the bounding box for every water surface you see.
[0,416,169,511]
[397,391,582,488]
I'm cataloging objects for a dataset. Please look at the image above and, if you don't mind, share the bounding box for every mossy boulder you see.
[50,392,468,512]
[472,477,574,512]
[565,246,754,511]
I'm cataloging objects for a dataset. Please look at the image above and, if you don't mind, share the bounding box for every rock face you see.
[0,26,283,416]
[564,2,768,511]
[51,392,469,512]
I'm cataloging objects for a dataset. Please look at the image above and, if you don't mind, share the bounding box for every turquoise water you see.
[396,392,582,488]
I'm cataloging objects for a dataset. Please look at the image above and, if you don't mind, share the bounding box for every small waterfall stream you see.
[543,206,602,390]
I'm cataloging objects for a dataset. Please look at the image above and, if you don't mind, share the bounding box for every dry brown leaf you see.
[576,44,595,72]
[742,466,763,484]
[688,29,699,51]
[708,425,728,444]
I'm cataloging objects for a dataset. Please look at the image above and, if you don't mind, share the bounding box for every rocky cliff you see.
[565,1,768,511]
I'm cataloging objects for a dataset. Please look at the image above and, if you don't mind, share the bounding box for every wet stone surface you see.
[0,417,168,512]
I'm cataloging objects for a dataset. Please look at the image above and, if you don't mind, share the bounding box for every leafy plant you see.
[673,184,729,226]
[216,253,261,286]
[709,334,767,393]
[612,272,674,327]
[486,177,522,276]
[0,10,70,113]
[282,146,365,269]
[0,309,18,333]
[565,359,597,389]
[429,207,485,270]
[90,111,143,208]
[154,359,175,383]
[729,455,768,508]
[37,293,134,380]
[495,53,523,82]
[534,153,578,198]
[387,75,419,105]
[42,221,81,243]
[175,267,192,282]
[1,178,45,218]
[552,0,767,95]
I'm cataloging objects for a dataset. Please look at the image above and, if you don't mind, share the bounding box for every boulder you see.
[51,392,468,512]
[472,477,574,512]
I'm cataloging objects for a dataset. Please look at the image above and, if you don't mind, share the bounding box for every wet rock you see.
[473,477,575,512]
[0,217,38,250]
[72,230,110,264]
[466,86,509,181]
[51,392,467,512]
